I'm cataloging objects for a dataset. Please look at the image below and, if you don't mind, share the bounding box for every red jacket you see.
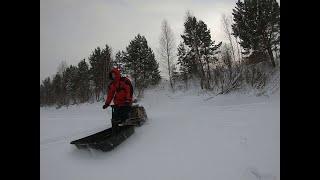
[105,68,133,107]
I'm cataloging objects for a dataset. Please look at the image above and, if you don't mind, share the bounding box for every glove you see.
[103,104,109,109]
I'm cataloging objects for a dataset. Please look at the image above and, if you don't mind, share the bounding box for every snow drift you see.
[41,83,279,180]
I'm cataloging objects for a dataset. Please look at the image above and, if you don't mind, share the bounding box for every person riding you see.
[103,67,133,134]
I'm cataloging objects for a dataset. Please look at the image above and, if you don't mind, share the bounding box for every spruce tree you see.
[177,42,192,88]
[40,84,45,106]
[124,34,161,95]
[77,59,90,103]
[101,44,113,94]
[63,65,79,105]
[232,0,280,67]
[88,45,113,101]
[114,50,129,76]
[181,13,221,89]
[52,73,63,107]
[88,47,102,101]
[41,77,52,106]
[197,20,222,88]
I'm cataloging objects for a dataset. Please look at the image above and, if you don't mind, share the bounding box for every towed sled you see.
[70,104,147,152]
[119,104,147,126]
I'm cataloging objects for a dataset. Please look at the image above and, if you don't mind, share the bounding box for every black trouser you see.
[111,105,131,134]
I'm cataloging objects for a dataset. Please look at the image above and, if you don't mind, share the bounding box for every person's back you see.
[104,68,133,107]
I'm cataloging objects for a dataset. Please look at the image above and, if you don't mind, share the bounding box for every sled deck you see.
[70,104,147,151]
[70,126,134,152]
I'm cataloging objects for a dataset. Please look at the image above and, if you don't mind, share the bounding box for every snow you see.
[40,87,279,180]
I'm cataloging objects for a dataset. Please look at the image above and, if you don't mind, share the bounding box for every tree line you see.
[161,0,279,93]
[41,0,280,107]
[40,35,161,107]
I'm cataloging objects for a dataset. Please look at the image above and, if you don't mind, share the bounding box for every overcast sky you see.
[40,0,279,82]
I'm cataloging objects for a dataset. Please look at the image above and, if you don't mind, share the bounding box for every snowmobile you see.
[70,104,147,152]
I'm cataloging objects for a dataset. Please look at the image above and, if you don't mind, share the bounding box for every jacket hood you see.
[110,67,121,81]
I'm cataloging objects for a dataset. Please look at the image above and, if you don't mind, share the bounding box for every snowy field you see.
[40,88,280,180]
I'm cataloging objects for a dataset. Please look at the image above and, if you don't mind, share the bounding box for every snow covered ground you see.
[40,88,279,180]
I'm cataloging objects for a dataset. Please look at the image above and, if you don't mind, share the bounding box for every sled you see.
[70,104,147,152]
[119,104,148,127]
[70,126,134,152]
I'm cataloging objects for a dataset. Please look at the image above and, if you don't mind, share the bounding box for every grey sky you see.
[40,0,279,82]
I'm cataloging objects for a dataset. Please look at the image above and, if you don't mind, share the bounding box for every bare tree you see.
[159,19,176,90]
[57,60,68,75]
[235,36,242,62]
[221,14,236,62]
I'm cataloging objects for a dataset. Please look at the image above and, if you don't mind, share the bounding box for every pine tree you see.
[232,0,280,67]
[101,44,113,95]
[88,45,113,101]
[181,15,199,76]
[177,42,192,89]
[77,59,90,103]
[143,49,161,86]
[40,84,45,106]
[114,50,129,76]
[41,77,53,106]
[89,47,102,101]
[52,73,63,107]
[197,20,222,89]
[63,65,79,105]
[181,13,221,89]
[124,34,161,96]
